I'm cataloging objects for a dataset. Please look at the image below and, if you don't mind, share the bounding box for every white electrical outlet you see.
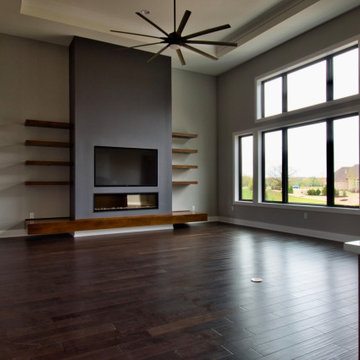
[191,205,195,212]
[29,212,35,219]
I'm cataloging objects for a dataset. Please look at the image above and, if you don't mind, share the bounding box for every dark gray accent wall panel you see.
[70,37,172,219]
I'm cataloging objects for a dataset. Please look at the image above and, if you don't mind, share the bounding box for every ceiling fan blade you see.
[176,10,191,35]
[136,12,169,37]
[186,40,237,47]
[110,29,164,40]
[182,44,218,61]
[130,41,166,49]
[147,44,170,63]
[176,49,186,66]
[183,24,231,40]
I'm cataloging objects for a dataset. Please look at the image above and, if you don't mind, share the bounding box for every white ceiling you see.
[0,0,359,75]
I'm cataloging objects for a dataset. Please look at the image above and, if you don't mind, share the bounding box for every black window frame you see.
[238,134,253,202]
[261,113,360,209]
[261,45,358,118]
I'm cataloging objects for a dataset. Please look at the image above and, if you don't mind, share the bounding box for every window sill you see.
[233,200,360,215]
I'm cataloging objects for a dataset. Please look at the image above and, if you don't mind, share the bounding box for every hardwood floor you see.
[0,223,357,359]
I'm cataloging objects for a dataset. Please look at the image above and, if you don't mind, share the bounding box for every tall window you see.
[287,123,327,205]
[262,115,360,208]
[238,135,253,201]
[333,116,359,207]
[260,46,359,118]
[263,131,283,202]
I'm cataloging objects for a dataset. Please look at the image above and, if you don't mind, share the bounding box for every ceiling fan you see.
[110,0,237,65]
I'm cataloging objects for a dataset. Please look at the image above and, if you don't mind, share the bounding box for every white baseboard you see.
[217,216,359,243]
[74,225,173,238]
[0,229,27,238]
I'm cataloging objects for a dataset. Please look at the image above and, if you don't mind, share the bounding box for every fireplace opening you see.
[94,193,158,212]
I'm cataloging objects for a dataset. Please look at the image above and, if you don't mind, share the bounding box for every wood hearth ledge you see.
[25,211,208,235]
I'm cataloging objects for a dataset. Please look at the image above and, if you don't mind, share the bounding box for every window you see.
[287,60,327,111]
[260,46,359,118]
[238,135,253,201]
[262,115,360,208]
[263,130,283,202]
[333,116,359,207]
[288,122,327,205]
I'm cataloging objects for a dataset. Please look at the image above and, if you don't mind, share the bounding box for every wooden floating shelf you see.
[172,148,197,154]
[172,165,198,169]
[25,211,208,235]
[25,181,71,186]
[25,160,71,166]
[172,181,198,185]
[25,119,70,129]
[172,132,198,139]
[25,140,71,148]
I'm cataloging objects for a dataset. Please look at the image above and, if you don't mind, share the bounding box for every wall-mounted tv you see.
[94,146,158,187]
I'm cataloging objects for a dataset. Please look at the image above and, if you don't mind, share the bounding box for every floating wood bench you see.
[25,211,208,235]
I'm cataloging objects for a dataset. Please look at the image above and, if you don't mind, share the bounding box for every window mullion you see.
[327,120,334,206]
[326,56,334,101]
[282,129,288,203]
[282,74,288,113]
[261,82,265,118]
[238,138,242,200]
[261,132,266,202]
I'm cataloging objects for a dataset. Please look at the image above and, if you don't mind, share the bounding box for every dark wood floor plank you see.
[0,223,357,359]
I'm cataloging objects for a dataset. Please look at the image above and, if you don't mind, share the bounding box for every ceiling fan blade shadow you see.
[130,42,166,49]
[186,40,237,47]
[110,29,164,40]
[176,10,191,35]
[183,24,231,40]
[182,44,218,61]
[147,44,170,63]
[136,12,169,37]
[176,49,186,65]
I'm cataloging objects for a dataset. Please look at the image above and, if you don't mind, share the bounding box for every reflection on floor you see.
[0,223,357,359]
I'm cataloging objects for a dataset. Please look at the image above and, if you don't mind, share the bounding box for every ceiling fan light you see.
[170,44,181,50]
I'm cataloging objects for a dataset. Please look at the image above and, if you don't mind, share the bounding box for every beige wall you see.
[171,69,217,217]
[0,34,69,237]
[217,7,360,240]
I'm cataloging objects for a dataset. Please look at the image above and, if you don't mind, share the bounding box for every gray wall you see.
[0,34,69,237]
[172,69,217,216]
[70,37,172,219]
[217,7,360,238]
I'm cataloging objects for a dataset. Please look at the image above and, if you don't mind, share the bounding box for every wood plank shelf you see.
[172,132,198,139]
[25,181,71,186]
[172,181,198,185]
[25,211,208,235]
[25,119,70,129]
[172,148,197,154]
[25,160,71,166]
[25,140,71,148]
[172,165,198,169]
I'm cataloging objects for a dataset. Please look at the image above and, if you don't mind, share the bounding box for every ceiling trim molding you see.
[216,0,320,57]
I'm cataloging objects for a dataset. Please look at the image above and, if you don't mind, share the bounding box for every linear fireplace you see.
[94,193,158,212]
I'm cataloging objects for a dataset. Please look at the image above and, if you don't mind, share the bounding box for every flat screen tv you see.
[94,146,158,187]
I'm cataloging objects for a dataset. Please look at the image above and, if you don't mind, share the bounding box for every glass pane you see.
[287,60,327,111]
[333,48,359,100]
[264,77,282,117]
[264,131,282,202]
[334,116,359,207]
[240,136,253,200]
[288,123,326,205]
